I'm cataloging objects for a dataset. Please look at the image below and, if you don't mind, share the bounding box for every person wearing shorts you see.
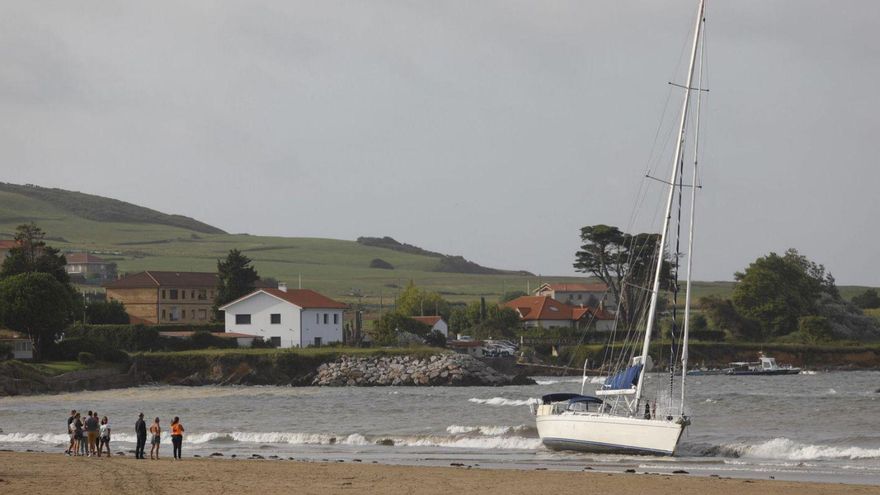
[149,417,161,460]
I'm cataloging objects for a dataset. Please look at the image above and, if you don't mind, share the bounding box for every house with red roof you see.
[534,282,614,307]
[218,283,347,348]
[411,315,448,337]
[504,295,616,331]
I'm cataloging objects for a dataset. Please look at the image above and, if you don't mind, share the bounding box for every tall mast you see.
[681,7,706,415]
[634,0,705,409]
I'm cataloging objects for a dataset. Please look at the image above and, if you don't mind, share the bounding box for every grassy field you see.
[0,185,874,305]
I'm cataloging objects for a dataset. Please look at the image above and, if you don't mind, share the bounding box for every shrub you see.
[77,352,95,365]
[369,258,394,270]
[101,348,131,364]
[189,331,237,349]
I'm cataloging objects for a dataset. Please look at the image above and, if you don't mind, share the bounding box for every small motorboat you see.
[725,356,800,376]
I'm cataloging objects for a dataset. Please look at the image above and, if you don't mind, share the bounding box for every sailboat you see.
[532,0,707,456]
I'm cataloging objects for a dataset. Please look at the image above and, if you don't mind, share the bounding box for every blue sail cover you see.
[603,364,643,390]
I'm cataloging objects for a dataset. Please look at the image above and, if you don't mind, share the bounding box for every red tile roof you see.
[65,252,107,264]
[220,288,347,310]
[412,316,443,326]
[505,296,615,322]
[263,288,347,309]
[105,271,218,289]
[505,296,573,321]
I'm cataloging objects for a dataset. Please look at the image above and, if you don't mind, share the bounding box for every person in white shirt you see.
[98,416,111,458]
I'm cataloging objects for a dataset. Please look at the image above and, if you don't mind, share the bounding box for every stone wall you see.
[313,353,533,386]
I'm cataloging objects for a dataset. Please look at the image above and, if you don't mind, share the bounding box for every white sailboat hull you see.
[536,412,685,456]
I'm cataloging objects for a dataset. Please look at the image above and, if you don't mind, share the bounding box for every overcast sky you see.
[2,1,879,285]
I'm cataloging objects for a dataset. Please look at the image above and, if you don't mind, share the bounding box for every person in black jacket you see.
[135,412,147,459]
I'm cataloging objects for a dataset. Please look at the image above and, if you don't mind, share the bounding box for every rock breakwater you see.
[313,353,533,386]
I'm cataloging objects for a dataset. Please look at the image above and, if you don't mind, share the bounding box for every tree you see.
[85,300,130,324]
[798,316,834,344]
[0,273,74,360]
[394,281,449,319]
[1,223,69,284]
[213,249,260,319]
[700,295,762,341]
[732,249,835,339]
[574,225,672,327]
[367,313,431,346]
[446,301,520,339]
[852,289,880,309]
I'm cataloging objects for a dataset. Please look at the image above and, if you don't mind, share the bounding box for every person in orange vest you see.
[170,416,185,460]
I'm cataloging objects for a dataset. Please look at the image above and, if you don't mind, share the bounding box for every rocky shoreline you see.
[313,354,533,386]
[0,352,532,396]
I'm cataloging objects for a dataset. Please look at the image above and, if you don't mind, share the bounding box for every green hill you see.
[0,183,574,303]
[1,183,870,306]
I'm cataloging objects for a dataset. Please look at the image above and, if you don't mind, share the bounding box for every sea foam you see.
[721,438,880,461]
[468,397,535,406]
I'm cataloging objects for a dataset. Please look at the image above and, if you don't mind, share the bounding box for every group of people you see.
[66,410,184,460]
[134,412,185,460]
[66,410,111,457]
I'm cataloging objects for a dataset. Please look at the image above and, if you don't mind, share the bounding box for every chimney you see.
[278,282,288,292]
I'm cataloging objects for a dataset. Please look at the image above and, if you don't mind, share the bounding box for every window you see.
[236,314,251,325]
[162,309,166,320]
[169,307,180,321]
[197,289,207,300]
[313,337,322,347]
[161,290,166,299]
[191,310,196,319]
[323,314,328,324]
[270,336,281,347]
[333,314,339,324]
[198,309,207,320]
[270,314,281,324]
[169,289,178,300]
[316,314,320,324]
[182,291,186,300]
[191,290,196,299]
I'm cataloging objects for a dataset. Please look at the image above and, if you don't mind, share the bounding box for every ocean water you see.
[1,371,878,484]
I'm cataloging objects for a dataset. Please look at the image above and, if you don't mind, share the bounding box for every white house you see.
[411,316,449,337]
[219,285,347,348]
[0,338,33,360]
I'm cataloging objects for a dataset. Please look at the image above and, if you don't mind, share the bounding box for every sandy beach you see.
[1,452,878,495]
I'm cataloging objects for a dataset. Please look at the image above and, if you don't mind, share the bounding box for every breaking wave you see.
[700,438,880,461]
[445,424,534,437]
[468,397,535,406]
[534,378,582,386]
[0,429,541,451]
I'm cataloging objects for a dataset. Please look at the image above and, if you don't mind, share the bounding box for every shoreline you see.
[1,452,877,495]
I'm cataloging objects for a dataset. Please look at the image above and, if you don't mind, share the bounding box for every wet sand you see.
[1,452,878,495]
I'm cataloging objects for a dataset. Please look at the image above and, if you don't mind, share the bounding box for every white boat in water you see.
[533,0,708,456]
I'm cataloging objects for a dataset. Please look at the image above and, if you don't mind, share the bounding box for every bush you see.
[189,331,237,349]
[0,342,12,360]
[424,330,447,348]
[101,348,131,364]
[688,330,726,342]
[369,258,394,270]
[77,352,95,365]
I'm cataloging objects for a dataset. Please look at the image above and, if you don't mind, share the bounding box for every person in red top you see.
[170,416,184,460]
